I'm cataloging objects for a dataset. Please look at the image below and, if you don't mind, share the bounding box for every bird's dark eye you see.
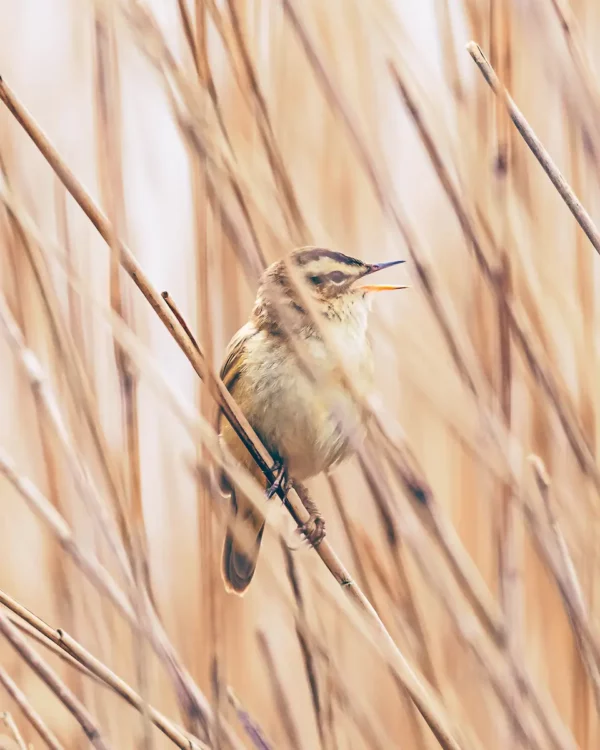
[329,271,346,284]
[308,275,323,285]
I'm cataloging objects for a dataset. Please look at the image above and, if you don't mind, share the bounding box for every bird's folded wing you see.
[215,323,259,494]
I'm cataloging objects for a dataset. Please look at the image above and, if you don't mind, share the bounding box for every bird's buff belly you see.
[242,368,363,481]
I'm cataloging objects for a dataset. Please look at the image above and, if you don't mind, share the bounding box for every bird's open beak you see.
[358,259,406,292]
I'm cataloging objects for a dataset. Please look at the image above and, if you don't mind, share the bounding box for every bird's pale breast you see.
[237,311,373,480]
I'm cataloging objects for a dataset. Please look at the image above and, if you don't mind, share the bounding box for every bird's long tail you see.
[221,483,266,595]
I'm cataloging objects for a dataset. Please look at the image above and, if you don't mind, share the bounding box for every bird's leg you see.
[294,481,326,548]
[266,461,288,500]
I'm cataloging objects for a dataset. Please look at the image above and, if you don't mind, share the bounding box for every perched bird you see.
[218,247,405,594]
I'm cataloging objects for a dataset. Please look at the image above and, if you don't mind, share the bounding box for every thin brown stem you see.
[0,666,64,750]
[1,712,27,750]
[0,609,111,749]
[529,457,600,709]
[467,41,600,258]
[256,630,303,750]
[390,59,600,501]
[0,589,208,750]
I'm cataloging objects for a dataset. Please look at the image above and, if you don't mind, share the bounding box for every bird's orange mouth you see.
[359,283,408,292]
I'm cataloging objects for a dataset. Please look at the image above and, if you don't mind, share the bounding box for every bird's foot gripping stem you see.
[295,483,326,548]
[266,461,289,500]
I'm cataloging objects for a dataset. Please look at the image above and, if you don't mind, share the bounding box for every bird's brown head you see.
[254,247,405,329]
[264,246,404,299]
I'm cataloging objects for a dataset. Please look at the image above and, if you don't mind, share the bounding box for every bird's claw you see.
[266,461,288,500]
[298,513,326,548]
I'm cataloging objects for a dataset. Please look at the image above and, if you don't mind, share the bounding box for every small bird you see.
[218,247,405,594]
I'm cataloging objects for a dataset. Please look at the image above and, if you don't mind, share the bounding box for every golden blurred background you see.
[1,0,599,748]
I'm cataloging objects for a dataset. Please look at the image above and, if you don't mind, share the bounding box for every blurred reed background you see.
[0,0,599,748]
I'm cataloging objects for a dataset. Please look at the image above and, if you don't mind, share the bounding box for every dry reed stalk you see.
[5,177,130,553]
[2,181,128,720]
[357,533,400,605]
[0,292,132,582]
[176,0,268,273]
[356,447,441,698]
[6,615,102,686]
[172,5,224,729]
[354,418,578,749]
[547,0,600,134]
[2,175,134,724]
[58,631,208,750]
[255,631,302,750]
[0,76,469,750]
[565,105,596,746]
[389,60,600,501]
[221,0,307,241]
[0,441,240,750]
[1,161,89,715]
[0,610,111,750]
[360,459,564,749]
[93,4,136,551]
[467,42,600,259]
[118,0,291,276]
[434,0,463,102]
[225,688,273,750]
[314,505,575,750]
[0,666,63,750]
[326,474,376,602]
[0,713,27,750]
[93,10,156,745]
[489,8,524,745]
[286,603,397,750]
[371,420,505,645]
[0,589,208,750]
[528,457,600,709]
[0,335,239,750]
[382,445,580,750]
[281,544,325,746]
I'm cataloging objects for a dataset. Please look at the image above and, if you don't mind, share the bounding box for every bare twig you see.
[226,688,273,750]
[221,0,307,241]
[256,631,302,750]
[0,610,111,749]
[0,667,63,750]
[1,712,27,750]
[58,630,209,750]
[0,294,132,583]
[547,0,600,138]
[528,456,600,710]
[281,544,324,746]
[0,440,237,750]
[0,589,208,750]
[467,41,600,258]
[390,59,600,501]
[162,291,201,353]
